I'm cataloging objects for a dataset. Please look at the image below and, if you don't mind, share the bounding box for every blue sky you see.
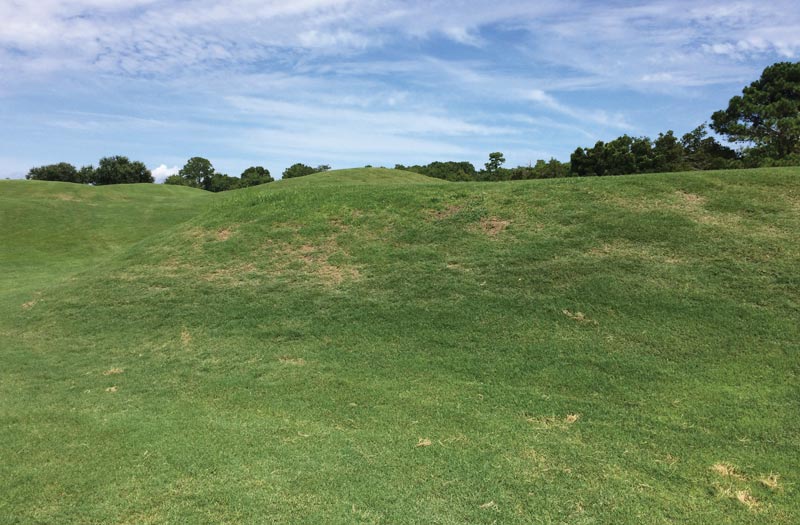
[1,0,799,180]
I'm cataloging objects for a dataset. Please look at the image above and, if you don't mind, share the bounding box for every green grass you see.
[1,167,799,524]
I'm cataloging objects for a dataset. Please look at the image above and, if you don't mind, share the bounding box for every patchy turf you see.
[1,167,799,523]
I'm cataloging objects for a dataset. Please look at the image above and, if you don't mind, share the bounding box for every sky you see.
[1,0,799,181]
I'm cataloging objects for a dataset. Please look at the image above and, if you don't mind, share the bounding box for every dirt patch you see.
[480,217,511,237]
[479,501,498,510]
[103,368,124,376]
[279,356,306,366]
[416,438,432,447]
[105,386,118,393]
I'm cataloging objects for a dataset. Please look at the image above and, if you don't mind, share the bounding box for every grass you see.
[1,167,799,523]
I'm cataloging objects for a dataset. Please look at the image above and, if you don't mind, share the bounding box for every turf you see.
[1,167,799,524]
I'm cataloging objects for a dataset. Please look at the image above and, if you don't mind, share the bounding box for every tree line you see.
[400,62,800,182]
[26,155,331,192]
[24,61,799,188]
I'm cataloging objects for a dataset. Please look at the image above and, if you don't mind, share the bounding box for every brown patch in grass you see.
[201,263,257,285]
[105,386,118,393]
[479,501,498,510]
[103,368,124,376]
[735,490,759,510]
[416,438,432,447]
[279,356,306,366]
[711,462,747,481]
[180,327,192,347]
[588,240,683,265]
[428,204,463,220]
[215,228,233,241]
[675,190,706,205]
[759,473,781,491]
[55,193,80,202]
[21,298,38,310]
[562,309,598,325]
[480,217,511,237]
[526,414,581,428]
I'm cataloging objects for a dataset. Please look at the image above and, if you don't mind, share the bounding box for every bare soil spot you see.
[279,356,306,366]
[416,438,432,447]
[480,217,511,237]
[565,414,580,424]
[103,368,124,376]
[479,501,498,510]
[105,386,118,393]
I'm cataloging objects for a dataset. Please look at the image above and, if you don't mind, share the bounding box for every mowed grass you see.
[1,167,799,524]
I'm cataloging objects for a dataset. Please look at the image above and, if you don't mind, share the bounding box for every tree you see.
[26,162,80,183]
[652,131,687,172]
[205,173,241,193]
[681,124,738,170]
[178,157,216,189]
[282,163,317,179]
[483,152,506,181]
[240,166,274,187]
[711,61,800,159]
[93,156,153,185]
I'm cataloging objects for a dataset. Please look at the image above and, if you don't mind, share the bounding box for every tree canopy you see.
[92,156,153,185]
[240,166,274,187]
[711,61,800,159]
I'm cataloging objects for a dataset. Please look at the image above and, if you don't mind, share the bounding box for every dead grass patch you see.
[562,309,598,325]
[200,263,258,285]
[105,386,118,393]
[180,327,192,347]
[588,240,683,265]
[428,204,463,220]
[279,356,306,366]
[735,489,760,510]
[526,414,581,428]
[416,438,432,447]
[267,239,361,287]
[103,367,124,376]
[21,298,38,310]
[480,217,511,237]
[759,473,781,491]
[215,228,233,241]
[55,193,80,202]
[711,462,747,481]
[479,501,498,510]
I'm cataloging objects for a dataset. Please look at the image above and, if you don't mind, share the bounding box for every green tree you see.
[483,152,506,181]
[240,166,274,187]
[652,131,687,172]
[711,61,800,159]
[26,162,80,183]
[282,163,317,179]
[93,156,153,185]
[178,157,216,189]
[681,124,739,170]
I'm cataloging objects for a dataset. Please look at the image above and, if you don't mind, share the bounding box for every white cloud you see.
[151,164,179,183]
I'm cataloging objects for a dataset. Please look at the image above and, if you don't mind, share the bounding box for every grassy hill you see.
[1,167,799,524]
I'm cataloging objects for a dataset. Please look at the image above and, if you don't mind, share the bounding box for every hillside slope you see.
[2,168,799,524]
[0,180,210,298]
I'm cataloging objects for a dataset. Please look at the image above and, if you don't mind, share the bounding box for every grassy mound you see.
[1,168,799,523]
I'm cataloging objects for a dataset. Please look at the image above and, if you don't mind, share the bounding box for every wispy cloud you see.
[0,1,797,178]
